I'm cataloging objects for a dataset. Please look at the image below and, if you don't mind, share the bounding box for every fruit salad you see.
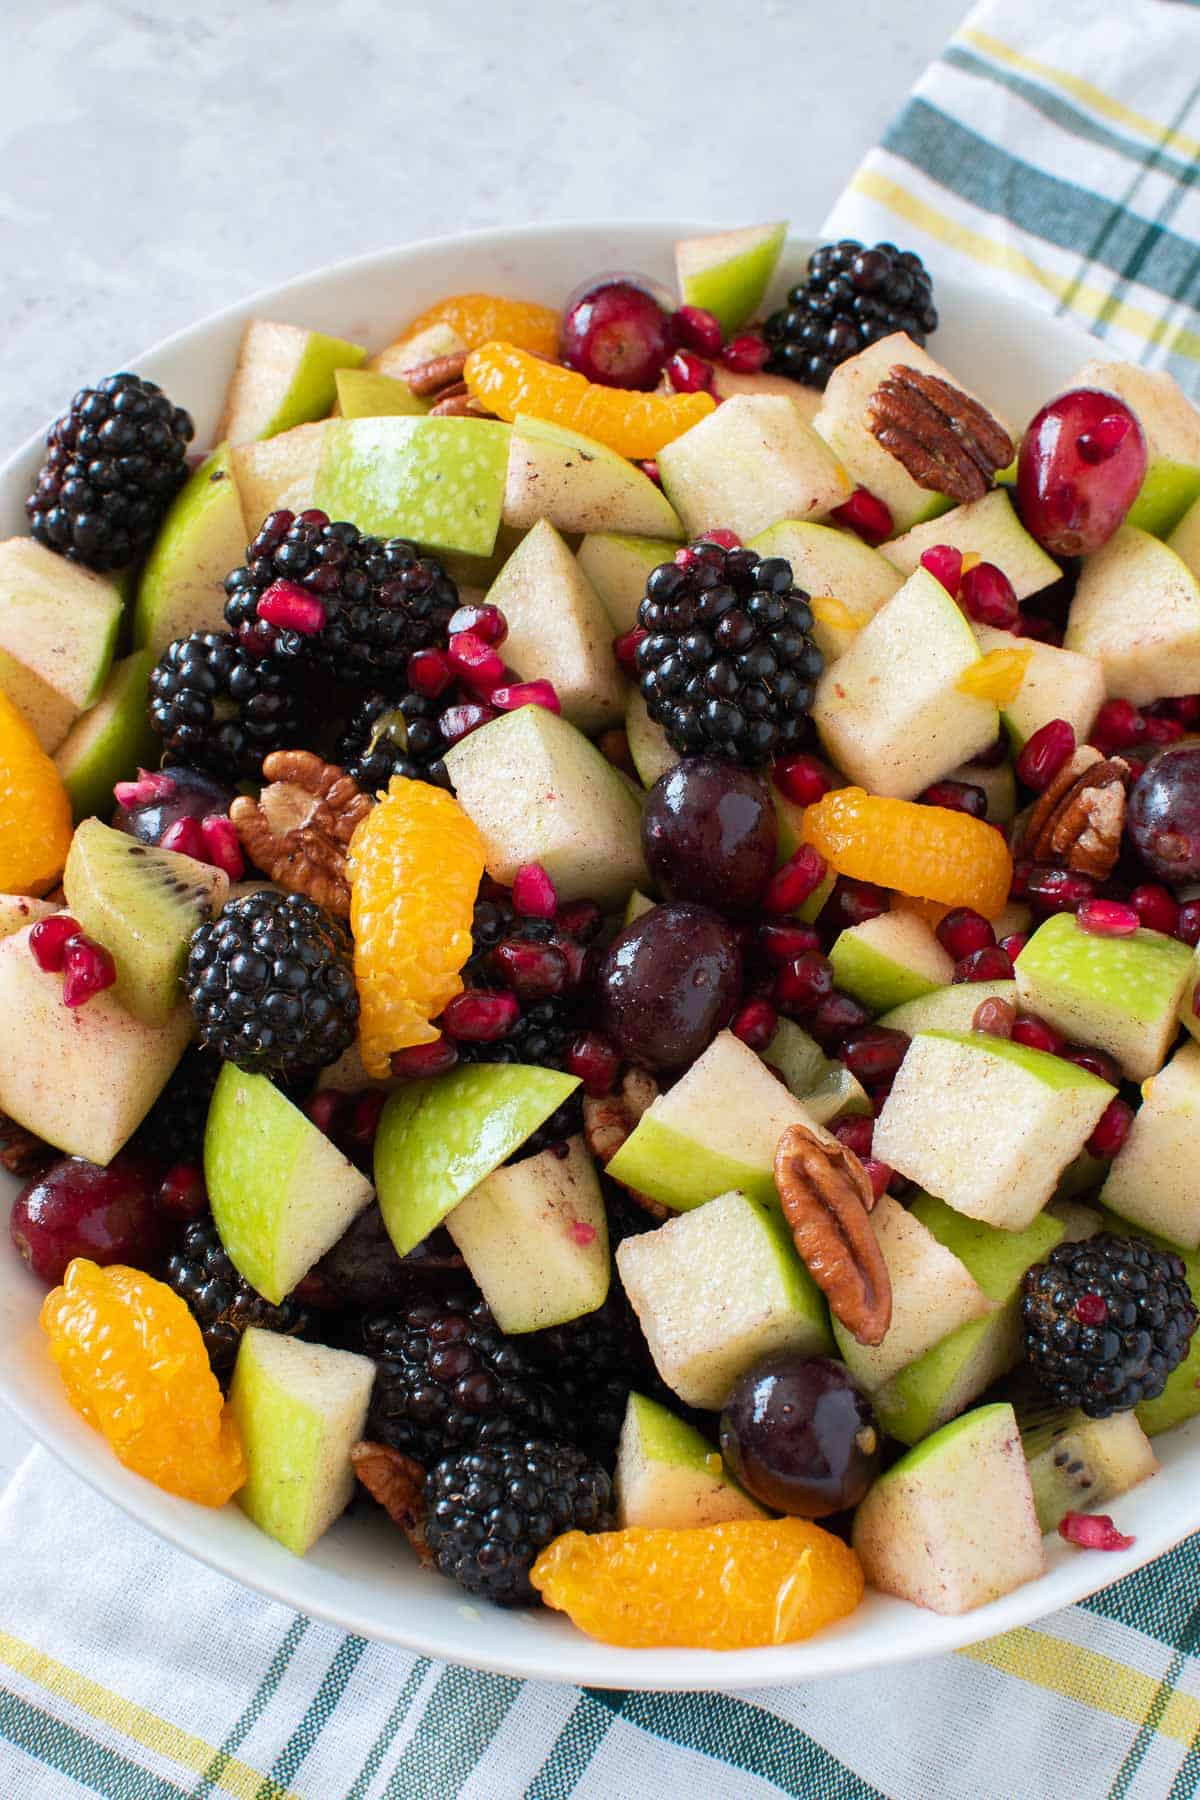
[6,222,1200,1652]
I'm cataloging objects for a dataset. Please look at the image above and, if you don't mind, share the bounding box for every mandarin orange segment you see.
[956,646,1031,704]
[464,341,716,459]
[802,786,1013,919]
[530,1518,864,1650]
[348,775,485,1077]
[397,294,561,357]
[0,689,74,896]
[40,1259,245,1506]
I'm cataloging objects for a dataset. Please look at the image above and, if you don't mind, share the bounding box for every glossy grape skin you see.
[719,1353,882,1517]
[560,278,673,390]
[642,759,777,913]
[10,1155,164,1286]
[1016,389,1146,557]
[113,766,233,847]
[598,902,742,1072]
[1127,743,1200,882]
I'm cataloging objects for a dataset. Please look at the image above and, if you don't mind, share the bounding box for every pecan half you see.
[1023,746,1130,880]
[868,364,1014,504]
[583,1069,668,1220]
[351,1441,433,1567]
[428,391,495,419]
[0,1112,53,1179]
[230,751,373,917]
[405,351,469,396]
[774,1122,892,1346]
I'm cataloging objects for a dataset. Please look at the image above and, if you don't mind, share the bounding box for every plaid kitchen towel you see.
[5,1,1200,1795]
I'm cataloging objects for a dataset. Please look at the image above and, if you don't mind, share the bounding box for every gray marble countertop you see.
[0,0,965,1488]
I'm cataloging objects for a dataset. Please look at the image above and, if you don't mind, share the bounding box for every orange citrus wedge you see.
[464,341,716,459]
[803,786,1013,919]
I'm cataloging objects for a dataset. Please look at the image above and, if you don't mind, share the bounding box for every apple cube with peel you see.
[656,395,852,542]
[615,1392,766,1529]
[877,978,1017,1038]
[133,446,249,654]
[206,1064,374,1303]
[229,1329,375,1556]
[1068,360,1200,538]
[444,704,648,905]
[315,416,510,559]
[760,1017,829,1096]
[616,1189,832,1410]
[1101,1041,1200,1248]
[852,1403,1045,1614]
[0,538,122,715]
[606,1028,818,1212]
[625,687,678,789]
[883,489,1061,600]
[484,520,625,733]
[334,367,428,419]
[0,924,191,1164]
[577,532,675,634]
[674,222,787,336]
[1065,526,1200,701]
[811,566,998,799]
[230,423,327,525]
[749,519,903,664]
[0,895,57,941]
[972,624,1104,752]
[829,911,954,1013]
[1015,911,1195,1081]
[370,322,468,379]
[504,416,683,540]
[445,1135,609,1333]
[55,651,159,823]
[0,645,77,754]
[217,319,366,446]
[946,754,1017,824]
[1171,492,1200,575]
[873,1031,1115,1231]
[832,1194,993,1391]
[1119,1224,1200,1437]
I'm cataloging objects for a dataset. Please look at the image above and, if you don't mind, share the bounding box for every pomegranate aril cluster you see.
[918,545,1017,629]
[29,915,116,1009]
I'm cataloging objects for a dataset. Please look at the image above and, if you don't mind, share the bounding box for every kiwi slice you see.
[1020,1403,1159,1533]
[63,817,230,1026]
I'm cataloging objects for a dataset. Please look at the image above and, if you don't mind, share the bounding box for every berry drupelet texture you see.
[764,241,938,390]
[148,632,299,781]
[336,689,453,794]
[165,1216,310,1381]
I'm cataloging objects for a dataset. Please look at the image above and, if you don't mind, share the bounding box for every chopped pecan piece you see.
[1023,746,1130,880]
[774,1122,892,1346]
[404,351,469,396]
[230,751,373,918]
[868,364,1014,504]
[351,1441,433,1566]
[583,1069,668,1220]
[0,1112,53,1178]
[428,391,495,419]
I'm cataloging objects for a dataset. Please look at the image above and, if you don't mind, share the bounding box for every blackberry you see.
[336,689,451,793]
[348,1293,564,1464]
[185,890,358,1075]
[149,632,299,781]
[165,1216,309,1381]
[528,1286,656,1465]
[131,1045,221,1168]
[764,240,938,390]
[25,372,194,571]
[425,1436,613,1606]
[1022,1232,1198,1417]
[440,890,601,1074]
[635,543,823,765]
[223,511,458,687]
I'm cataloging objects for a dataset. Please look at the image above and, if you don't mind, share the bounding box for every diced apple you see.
[615,1392,766,1529]
[830,910,954,1012]
[1068,360,1200,538]
[0,538,122,713]
[674,222,787,336]
[883,489,1061,599]
[1109,1220,1200,1436]
[625,686,679,789]
[230,423,327,527]
[657,396,851,541]
[799,1060,871,1126]
[749,519,904,663]
[877,978,1017,1037]
[946,754,1017,824]
[0,646,77,753]
[712,368,822,419]
[133,446,248,654]
[369,322,468,379]
[760,1017,828,1096]
[217,320,366,445]
[334,367,428,419]
[972,624,1104,751]
[1170,492,1200,574]
[504,416,683,539]
[1066,525,1200,701]
[0,895,57,940]
[1101,1041,1200,1247]
[54,651,158,823]
[576,532,673,633]
[315,416,510,559]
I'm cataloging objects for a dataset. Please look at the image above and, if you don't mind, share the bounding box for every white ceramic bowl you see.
[1,222,1193,1690]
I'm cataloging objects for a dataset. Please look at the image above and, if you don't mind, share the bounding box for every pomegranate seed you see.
[1016,719,1076,791]
[306,1090,344,1135]
[959,561,1019,629]
[666,349,714,394]
[642,459,662,487]
[29,914,82,973]
[1073,1291,1109,1326]
[1000,932,1028,961]
[1092,697,1145,752]
[548,930,589,990]
[61,935,117,1008]
[161,815,205,858]
[763,845,828,916]
[441,989,520,1042]
[390,1038,459,1079]
[113,769,175,808]
[489,680,560,714]
[555,900,603,942]
[774,951,835,1016]
[834,1117,874,1159]
[156,1162,207,1222]
[841,1026,910,1083]
[919,544,964,595]
[1129,884,1180,936]
[1158,695,1200,725]
[1087,1097,1134,1159]
[408,647,456,697]
[973,996,1016,1037]
[672,305,724,356]
[448,630,506,694]
[1012,1015,1064,1056]
[1025,866,1097,914]
[1015,613,1063,646]
[491,940,568,1000]
[822,877,889,932]
[1143,714,1186,745]
[719,332,771,374]
[614,627,648,676]
[348,1089,386,1147]
[511,862,558,919]
[954,946,1015,983]
[920,779,987,818]
[731,997,777,1052]
[1058,1512,1134,1552]
[1077,898,1140,937]
[830,487,893,546]
[808,991,873,1051]
[937,908,996,960]
[439,701,496,746]
[702,529,743,551]
[862,1159,893,1201]
[566,1030,621,1097]
[199,815,244,880]
[256,581,326,635]
[448,602,508,645]
[1062,1044,1122,1084]
[1178,901,1200,947]
[1010,857,1034,900]
[772,753,833,807]
[759,923,822,963]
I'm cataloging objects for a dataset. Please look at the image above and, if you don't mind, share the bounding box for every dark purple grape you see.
[113,765,234,847]
[642,758,777,913]
[1127,743,1200,883]
[719,1352,882,1516]
[597,902,741,1072]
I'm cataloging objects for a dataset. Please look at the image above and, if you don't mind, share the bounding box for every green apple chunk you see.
[0,646,77,753]
[830,911,954,1013]
[946,755,1017,825]
[972,624,1104,752]
[133,446,248,654]
[883,489,1061,600]
[230,422,327,526]
[625,687,678,789]
[485,520,625,733]
[606,1028,816,1211]
[833,1194,993,1390]
[1170,492,1200,575]
[0,538,122,713]
[1101,1041,1200,1247]
[656,396,851,542]
[444,704,647,905]
[444,1135,609,1333]
[230,1329,375,1556]
[615,1392,766,1529]
[370,322,468,379]
[1015,910,1194,1082]
[218,319,366,445]
[616,1189,832,1410]
[749,520,903,664]
[0,924,190,1163]
[674,222,787,336]
[0,895,57,940]
[799,1060,872,1127]
[504,415,682,539]
[623,889,655,926]
[874,1031,1114,1231]
[334,367,428,419]
[1115,1221,1200,1436]
[54,652,158,822]
[811,566,998,799]
[1066,526,1200,701]
[877,978,1017,1037]
[712,368,822,418]
[315,416,509,559]
[374,1063,579,1257]
[576,533,674,634]
[761,1017,828,1095]
[1068,360,1200,539]
[852,1403,1045,1613]
[206,1064,373,1303]
[1020,1404,1158,1535]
